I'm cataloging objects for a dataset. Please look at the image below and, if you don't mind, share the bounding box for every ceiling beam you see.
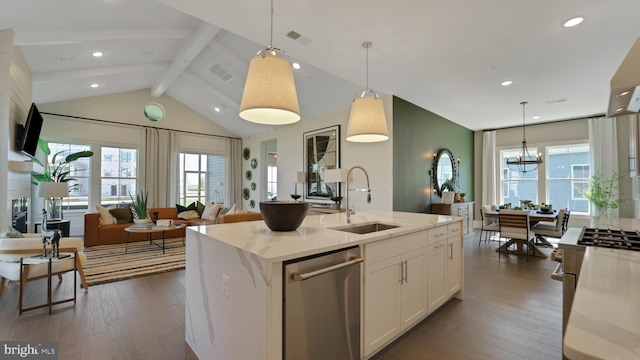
[151,22,221,97]
[32,62,170,83]
[14,28,194,46]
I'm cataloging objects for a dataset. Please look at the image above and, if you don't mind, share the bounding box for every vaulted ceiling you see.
[3,0,640,137]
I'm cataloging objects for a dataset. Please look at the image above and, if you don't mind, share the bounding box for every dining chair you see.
[479,205,500,246]
[533,209,569,246]
[498,210,536,261]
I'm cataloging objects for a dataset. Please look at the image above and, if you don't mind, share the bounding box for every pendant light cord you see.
[269,0,274,49]
[365,43,369,89]
[521,101,527,141]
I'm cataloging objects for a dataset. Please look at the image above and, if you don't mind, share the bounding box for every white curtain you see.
[588,116,618,217]
[482,130,498,207]
[145,128,178,207]
[227,138,243,209]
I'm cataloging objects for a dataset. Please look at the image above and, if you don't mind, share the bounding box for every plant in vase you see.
[130,190,149,224]
[459,192,466,202]
[31,139,94,219]
[580,169,626,224]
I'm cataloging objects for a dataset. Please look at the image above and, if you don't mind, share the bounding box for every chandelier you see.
[506,101,543,173]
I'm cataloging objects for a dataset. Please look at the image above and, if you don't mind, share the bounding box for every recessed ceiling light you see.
[615,107,625,112]
[292,62,301,70]
[500,80,513,86]
[92,51,103,57]
[563,16,584,28]
[90,83,99,88]
[214,107,221,112]
[617,90,631,97]
[532,115,541,120]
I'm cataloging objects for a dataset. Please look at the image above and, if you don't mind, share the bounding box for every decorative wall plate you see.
[245,170,252,180]
[249,200,255,208]
[243,147,250,160]
[251,182,256,190]
[251,158,257,169]
[243,188,250,200]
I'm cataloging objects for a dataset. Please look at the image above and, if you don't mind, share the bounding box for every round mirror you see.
[144,102,166,122]
[433,148,457,197]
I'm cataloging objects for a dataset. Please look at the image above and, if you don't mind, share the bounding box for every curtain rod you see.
[41,112,242,140]
[482,112,606,132]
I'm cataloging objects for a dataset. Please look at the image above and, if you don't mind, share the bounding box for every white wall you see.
[1,29,33,230]
[242,96,394,213]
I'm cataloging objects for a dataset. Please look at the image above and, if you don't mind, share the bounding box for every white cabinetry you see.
[428,223,463,312]
[629,114,640,177]
[446,225,462,296]
[363,232,427,357]
[431,202,474,236]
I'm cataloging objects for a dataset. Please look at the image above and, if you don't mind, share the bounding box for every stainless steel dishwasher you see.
[284,246,362,360]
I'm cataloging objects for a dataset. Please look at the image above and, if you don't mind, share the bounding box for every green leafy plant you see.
[459,192,466,197]
[31,139,94,188]
[129,190,149,219]
[440,178,456,193]
[580,169,626,217]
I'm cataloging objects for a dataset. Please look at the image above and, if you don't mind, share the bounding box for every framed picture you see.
[303,125,340,202]
[441,191,455,204]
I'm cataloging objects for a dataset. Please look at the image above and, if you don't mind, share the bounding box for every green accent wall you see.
[393,96,474,213]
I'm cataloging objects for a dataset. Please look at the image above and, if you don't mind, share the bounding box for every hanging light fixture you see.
[239,0,300,125]
[346,41,389,143]
[506,101,543,173]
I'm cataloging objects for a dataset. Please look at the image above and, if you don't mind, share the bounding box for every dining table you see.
[485,209,559,258]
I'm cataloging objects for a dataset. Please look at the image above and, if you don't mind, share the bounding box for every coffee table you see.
[123,224,185,254]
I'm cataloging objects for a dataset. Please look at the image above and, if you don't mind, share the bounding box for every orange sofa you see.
[84,207,216,247]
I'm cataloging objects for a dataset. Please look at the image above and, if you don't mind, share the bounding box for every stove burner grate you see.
[577,227,640,251]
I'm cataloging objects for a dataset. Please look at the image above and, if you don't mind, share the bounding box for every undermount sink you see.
[330,222,400,234]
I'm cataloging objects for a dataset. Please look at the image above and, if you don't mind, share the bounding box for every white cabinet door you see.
[427,241,447,312]
[446,237,461,296]
[400,247,427,329]
[363,256,401,356]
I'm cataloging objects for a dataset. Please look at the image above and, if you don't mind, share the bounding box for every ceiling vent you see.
[209,64,234,82]
[286,30,311,45]
[608,35,640,116]
[57,56,79,62]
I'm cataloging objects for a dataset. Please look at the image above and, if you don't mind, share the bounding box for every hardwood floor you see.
[0,231,562,360]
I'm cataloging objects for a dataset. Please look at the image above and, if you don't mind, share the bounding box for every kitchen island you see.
[184,211,464,360]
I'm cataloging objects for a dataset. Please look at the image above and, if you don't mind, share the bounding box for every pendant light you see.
[239,0,300,125]
[506,102,543,173]
[346,41,389,143]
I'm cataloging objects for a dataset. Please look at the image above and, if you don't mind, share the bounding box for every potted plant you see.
[459,192,466,202]
[130,190,149,223]
[580,169,626,222]
[31,139,94,219]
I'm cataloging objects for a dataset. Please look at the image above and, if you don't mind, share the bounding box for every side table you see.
[19,251,77,315]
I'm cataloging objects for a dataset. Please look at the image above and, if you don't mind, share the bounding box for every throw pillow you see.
[215,206,232,224]
[226,204,238,215]
[201,203,222,221]
[178,210,200,220]
[176,202,197,215]
[196,201,206,217]
[109,205,133,224]
[96,205,117,225]
[0,226,24,238]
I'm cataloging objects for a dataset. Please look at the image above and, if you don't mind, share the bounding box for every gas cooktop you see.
[578,227,640,251]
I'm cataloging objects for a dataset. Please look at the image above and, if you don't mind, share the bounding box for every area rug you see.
[82,238,185,286]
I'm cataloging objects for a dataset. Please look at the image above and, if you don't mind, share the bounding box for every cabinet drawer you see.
[365,231,428,264]
[448,222,462,238]
[427,226,448,245]
[456,208,469,216]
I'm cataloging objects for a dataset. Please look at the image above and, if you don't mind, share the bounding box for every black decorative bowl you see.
[259,201,310,231]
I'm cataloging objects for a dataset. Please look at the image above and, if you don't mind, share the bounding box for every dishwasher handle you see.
[291,257,363,281]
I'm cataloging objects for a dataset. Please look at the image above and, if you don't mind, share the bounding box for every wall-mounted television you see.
[18,103,44,157]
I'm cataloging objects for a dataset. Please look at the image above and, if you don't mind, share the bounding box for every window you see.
[47,142,92,211]
[267,153,277,200]
[547,145,590,213]
[179,153,225,206]
[500,148,539,205]
[100,147,138,206]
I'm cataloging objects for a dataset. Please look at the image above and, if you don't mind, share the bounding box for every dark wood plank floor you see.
[0,231,562,360]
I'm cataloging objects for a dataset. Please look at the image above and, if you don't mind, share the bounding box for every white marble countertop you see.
[188,210,459,263]
[564,247,640,360]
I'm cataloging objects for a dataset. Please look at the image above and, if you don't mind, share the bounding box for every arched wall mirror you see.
[433,148,457,197]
